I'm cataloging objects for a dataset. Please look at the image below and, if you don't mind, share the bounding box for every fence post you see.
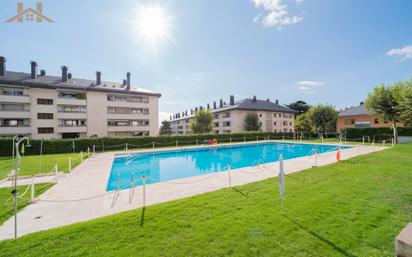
[362,137,365,145]
[142,175,146,208]
[152,142,155,150]
[30,175,35,203]
[391,138,394,147]
[176,140,178,147]
[68,157,72,172]
[230,137,232,143]
[93,145,96,154]
[125,143,128,151]
[321,135,324,143]
[282,135,285,141]
[228,164,232,188]
[383,140,386,147]
[244,137,246,142]
[256,136,259,141]
[196,139,198,146]
[87,147,90,157]
[80,151,83,163]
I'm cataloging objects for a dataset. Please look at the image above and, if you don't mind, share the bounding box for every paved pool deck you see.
[0,141,386,240]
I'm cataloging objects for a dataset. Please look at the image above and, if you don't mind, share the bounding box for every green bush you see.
[341,127,412,141]
[0,132,296,157]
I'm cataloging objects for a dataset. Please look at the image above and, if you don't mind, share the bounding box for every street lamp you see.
[12,136,30,239]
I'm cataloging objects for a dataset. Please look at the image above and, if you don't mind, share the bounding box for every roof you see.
[0,71,161,97]
[170,98,297,121]
[338,104,371,117]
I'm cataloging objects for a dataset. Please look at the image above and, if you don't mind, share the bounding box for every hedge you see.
[342,127,412,141]
[0,132,300,157]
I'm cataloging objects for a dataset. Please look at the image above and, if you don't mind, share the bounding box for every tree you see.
[286,100,310,115]
[190,110,214,134]
[159,120,172,135]
[306,104,337,133]
[365,84,403,142]
[295,113,312,132]
[243,112,261,131]
[394,79,412,126]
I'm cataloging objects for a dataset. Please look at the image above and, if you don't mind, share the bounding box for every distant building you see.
[169,95,296,135]
[337,102,404,132]
[0,57,161,139]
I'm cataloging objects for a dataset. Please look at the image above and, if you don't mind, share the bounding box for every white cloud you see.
[294,80,324,92]
[252,0,303,29]
[159,111,173,127]
[386,45,412,60]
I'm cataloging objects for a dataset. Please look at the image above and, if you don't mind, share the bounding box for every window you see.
[344,119,355,125]
[37,98,53,105]
[38,113,54,119]
[58,105,86,113]
[58,92,86,100]
[274,122,277,126]
[1,87,24,96]
[214,122,219,128]
[38,127,54,134]
[374,119,379,124]
[223,121,231,127]
[0,104,26,112]
[214,113,219,119]
[259,114,262,117]
[107,95,149,103]
[59,120,86,127]
[283,121,288,126]
[222,112,231,118]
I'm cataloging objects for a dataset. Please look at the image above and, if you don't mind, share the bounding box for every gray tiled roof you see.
[338,104,371,116]
[0,71,161,97]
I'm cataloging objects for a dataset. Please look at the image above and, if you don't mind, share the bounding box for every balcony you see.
[0,110,31,119]
[56,98,86,106]
[0,126,31,135]
[107,126,149,132]
[57,126,87,133]
[57,112,87,119]
[0,94,30,104]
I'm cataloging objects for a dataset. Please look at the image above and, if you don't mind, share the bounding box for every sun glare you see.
[135,5,171,46]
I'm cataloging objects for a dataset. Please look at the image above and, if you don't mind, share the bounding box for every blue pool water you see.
[106,142,349,191]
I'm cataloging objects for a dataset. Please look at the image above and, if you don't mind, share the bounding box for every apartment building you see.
[337,102,404,132]
[0,56,161,139]
[170,95,296,135]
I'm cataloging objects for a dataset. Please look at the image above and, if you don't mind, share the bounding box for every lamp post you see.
[12,136,30,239]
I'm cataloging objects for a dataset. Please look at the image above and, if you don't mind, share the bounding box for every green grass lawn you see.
[0,152,89,180]
[0,143,411,256]
[0,183,53,225]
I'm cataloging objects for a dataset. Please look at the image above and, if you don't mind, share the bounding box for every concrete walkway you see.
[0,141,385,240]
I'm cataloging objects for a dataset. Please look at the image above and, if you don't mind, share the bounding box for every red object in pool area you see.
[209,138,217,145]
[336,150,341,161]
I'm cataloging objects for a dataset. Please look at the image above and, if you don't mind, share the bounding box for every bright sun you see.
[135,5,171,46]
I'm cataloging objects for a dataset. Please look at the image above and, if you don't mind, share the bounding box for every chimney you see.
[30,61,38,79]
[17,3,23,22]
[213,101,217,109]
[275,99,279,105]
[61,66,68,82]
[230,95,235,105]
[126,72,131,90]
[36,3,43,22]
[195,107,198,112]
[360,101,364,105]
[207,104,210,109]
[220,99,223,108]
[185,110,188,116]
[68,73,72,80]
[96,71,101,85]
[40,69,46,76]
[200,106,203,110]
[266,98,270,102]
[252,96,257,102]
[0,56,6,76]
[170,115,172,120]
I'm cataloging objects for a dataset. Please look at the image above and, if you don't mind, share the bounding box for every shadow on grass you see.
[231,187,248,197]
[284,215,358,257]
[140,207,145,227]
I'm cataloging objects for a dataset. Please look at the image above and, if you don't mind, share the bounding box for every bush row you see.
[342,127,412,140]
[0,132,300,157]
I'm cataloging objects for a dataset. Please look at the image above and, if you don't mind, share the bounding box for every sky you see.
[1,0,412,122]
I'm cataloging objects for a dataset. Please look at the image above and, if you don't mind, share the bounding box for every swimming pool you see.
[106,142,349,191]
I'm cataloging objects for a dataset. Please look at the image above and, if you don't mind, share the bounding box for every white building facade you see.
[170,96,296,135]
[0,57,161,139]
